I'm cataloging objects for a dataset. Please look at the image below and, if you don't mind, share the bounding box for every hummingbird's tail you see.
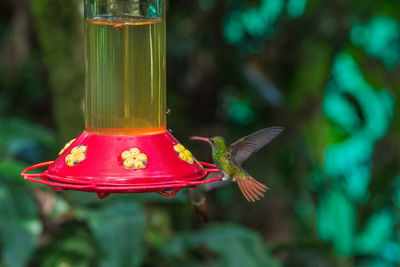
[237,176,268,202]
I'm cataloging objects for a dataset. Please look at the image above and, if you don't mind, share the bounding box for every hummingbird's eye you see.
[210,139,215,144]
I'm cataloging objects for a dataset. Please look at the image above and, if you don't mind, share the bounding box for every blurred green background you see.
[1,0,400,266]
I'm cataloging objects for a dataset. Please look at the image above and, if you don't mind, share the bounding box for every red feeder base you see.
[21,131,222,199]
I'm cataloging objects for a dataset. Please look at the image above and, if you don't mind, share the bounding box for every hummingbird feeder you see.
[21,0,221,199]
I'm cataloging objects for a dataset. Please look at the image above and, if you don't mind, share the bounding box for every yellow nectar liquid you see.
[85,17,166,135]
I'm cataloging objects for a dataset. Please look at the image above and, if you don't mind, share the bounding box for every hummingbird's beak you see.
[190,136,210,143]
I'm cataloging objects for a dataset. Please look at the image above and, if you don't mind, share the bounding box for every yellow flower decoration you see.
[121,151,133,159]
[134,161,144,169]
[174,144,185,153]
[59,139,76,155]
[121,148,148,169]
[130,148,141,155]
[138,153,147,162]
[179,152,187,161]
[65,145,87,167]
[173,144,194,164]
[123,158,135,168]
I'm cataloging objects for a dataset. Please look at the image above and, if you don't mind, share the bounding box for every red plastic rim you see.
[21,161,222,198]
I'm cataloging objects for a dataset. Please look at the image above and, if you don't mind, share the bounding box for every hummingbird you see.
[191,127,283,202]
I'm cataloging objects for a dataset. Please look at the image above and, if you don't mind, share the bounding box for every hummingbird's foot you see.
[222,171,231,181]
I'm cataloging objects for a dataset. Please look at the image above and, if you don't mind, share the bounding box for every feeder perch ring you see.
[22,160,222,199]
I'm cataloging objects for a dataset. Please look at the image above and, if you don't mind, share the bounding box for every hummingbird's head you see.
[209,136,226,149]
[190,136,226,151]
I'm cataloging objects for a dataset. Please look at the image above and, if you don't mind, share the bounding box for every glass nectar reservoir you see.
[84,0,166,135]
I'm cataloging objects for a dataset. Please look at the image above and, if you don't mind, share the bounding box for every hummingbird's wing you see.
[226,127,284,168]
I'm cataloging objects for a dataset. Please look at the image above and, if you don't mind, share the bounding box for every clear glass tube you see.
[84,0,166,135]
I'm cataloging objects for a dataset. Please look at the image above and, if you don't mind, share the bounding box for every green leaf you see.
[0,160,28,183]
[0,163,41,267]
[0,118,57,161]
[317,190,356,254]
[82,201,146,267]
[163,223,280,267]
[36,228,95,267]
[355,209,396,254]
